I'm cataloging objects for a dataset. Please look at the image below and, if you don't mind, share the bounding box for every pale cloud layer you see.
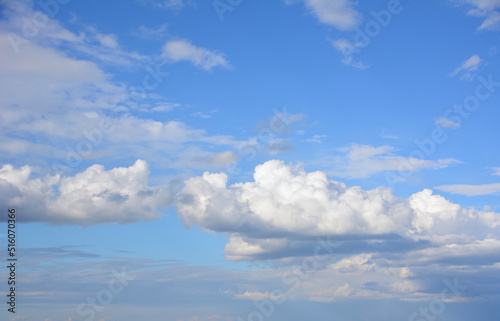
[324,144,460,179]
[435,116,461,128]
[172,160,500,302]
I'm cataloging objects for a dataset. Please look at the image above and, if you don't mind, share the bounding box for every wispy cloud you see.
[435,182,500,196]
[459,0,500,30]
[449,54,482,80]
[162,39,231,71]
[332,38,369,69]
[323,144,460,179]
[303,134,329,143]
[435,117,460,128]
[133,23,169,40]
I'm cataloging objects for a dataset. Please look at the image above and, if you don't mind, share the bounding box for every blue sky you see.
[1,0,500,320]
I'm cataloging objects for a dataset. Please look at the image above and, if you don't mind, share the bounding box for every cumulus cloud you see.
[171,160,500,302]
[175,160,499,262]
[0,160,172,225]
[162,39,230,71]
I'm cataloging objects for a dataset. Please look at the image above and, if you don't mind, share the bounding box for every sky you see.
[0,0,500,320]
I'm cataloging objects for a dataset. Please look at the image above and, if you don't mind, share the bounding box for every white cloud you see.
[303,0,362,30]
[0,160,172,225]
[162,39,230,71]
[0,10,241,172]
[234,291,284,301]
[461,0,500,30]
[409,188,463,233]
[1,2,147,66]
[295,0,366,68]
[449,54,482,80]
[94,32,119,49]
[155,0,185,11]
[492,167,500,175]
[436,117,461,128]
[175,160,498,261]
[134,23,169,39]
[325,144,461,179]
[168,147,240,171]
[304,134,328,143]
[138,0,187,11]
[435,182,500,196]
[0,34,107,84]
[332,39,368,69]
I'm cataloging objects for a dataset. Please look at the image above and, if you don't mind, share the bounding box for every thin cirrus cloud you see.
[1,1,148,66]
[331,39,369,69]
[435,167,500,196]
[323,144,460,179]
[460,0,500,30]
[161,39,231,71]
[435,182,500,196]
[0,2,241,172]
[449,54,482,80]
[435,116,460,128]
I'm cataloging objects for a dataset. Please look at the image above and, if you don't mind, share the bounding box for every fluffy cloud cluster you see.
[175,160,500,261]
[0,160,171,225]
[173,160,500,302]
